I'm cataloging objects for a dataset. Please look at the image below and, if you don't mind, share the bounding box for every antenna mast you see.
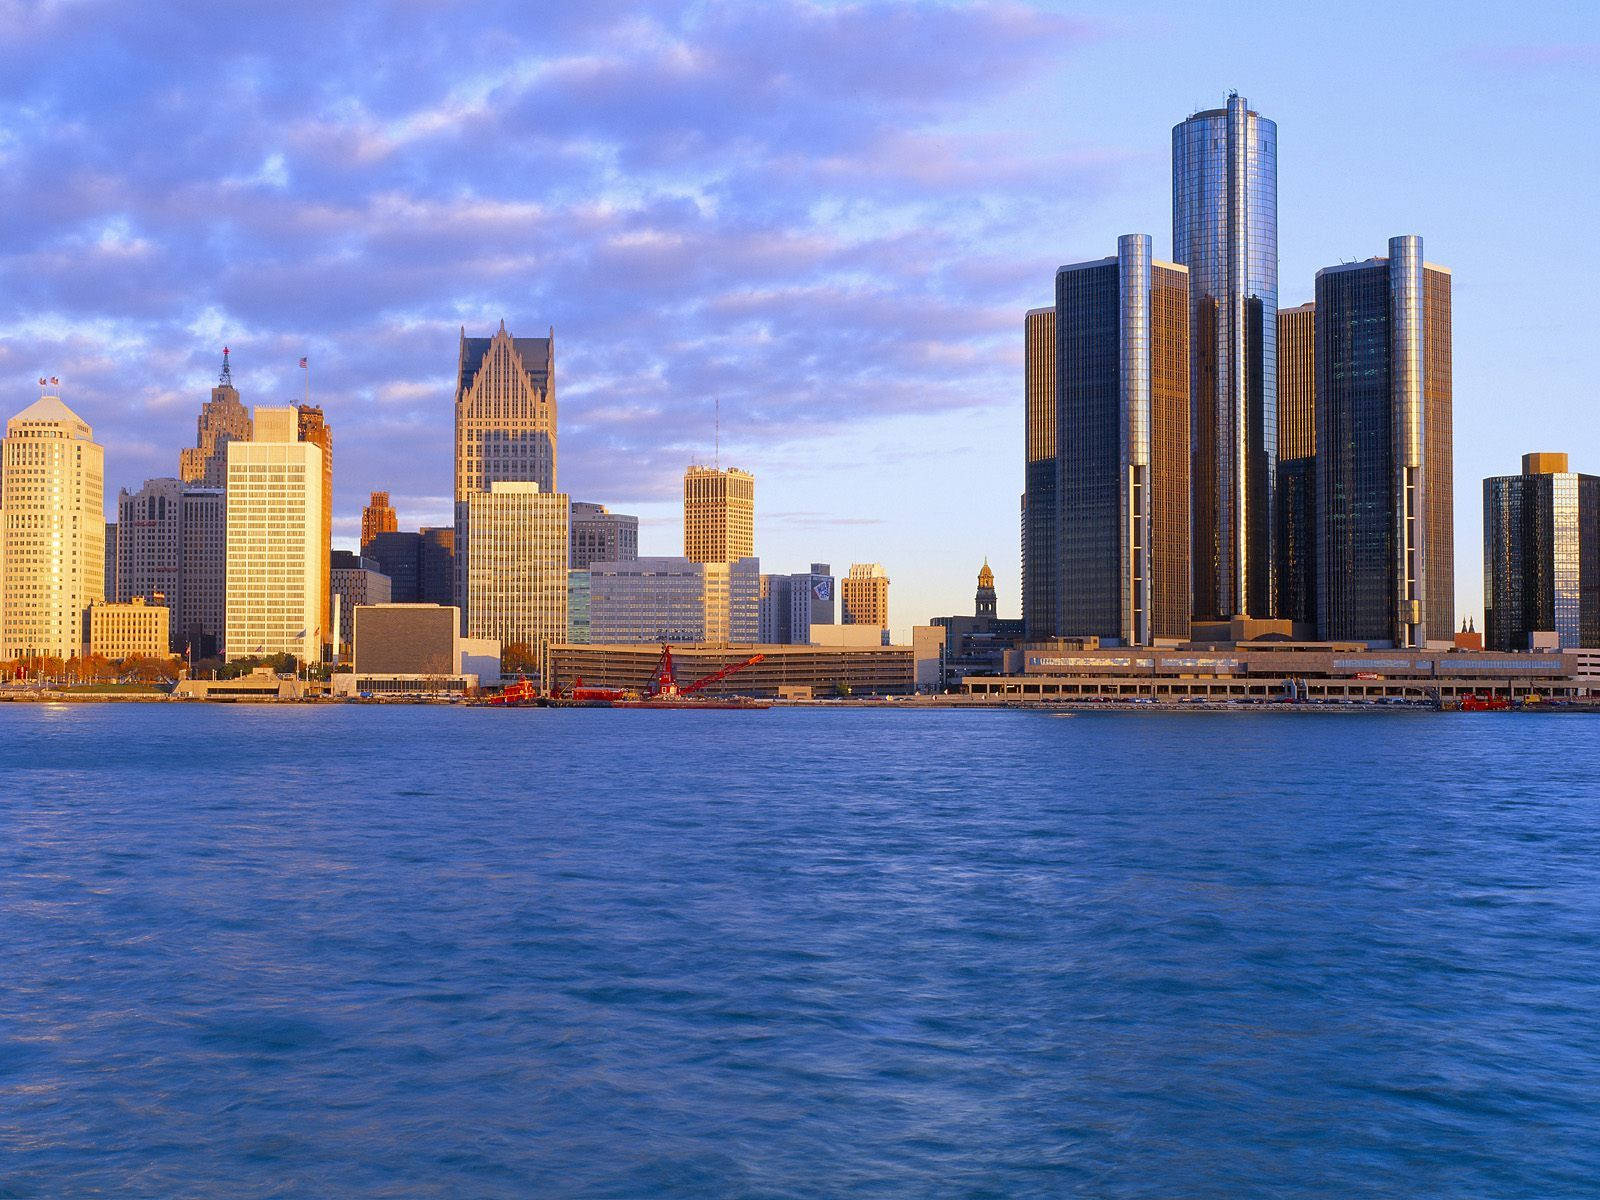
[714,395,720,468]
[220,346,232,387]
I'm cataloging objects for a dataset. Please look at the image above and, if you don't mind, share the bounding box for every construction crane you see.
[649,644,765,699]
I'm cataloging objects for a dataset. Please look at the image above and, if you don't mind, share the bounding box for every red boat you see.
[555,646,770,709]
[1459,692,1510,712]
[486,675,543,706]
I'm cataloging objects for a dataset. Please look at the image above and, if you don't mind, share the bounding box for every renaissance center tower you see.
[1173,92,1278,620]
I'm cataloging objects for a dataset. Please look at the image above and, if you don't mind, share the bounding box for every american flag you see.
[299,357,308,368]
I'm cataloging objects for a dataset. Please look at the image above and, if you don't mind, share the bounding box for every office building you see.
[0,396,105,660]
[103,522,116,601]
[550,640,917,698]
[454,322,555,500]
[178,486,226,658]
[1484,452,1600,650]
[224,407,324,661]
[589,556,760,644]
[419,527,455,605]
[460,482,568,680]
[363,526,455,606]
[758,563,834,644]
[1054,234,1191,644]
[86,596,169,660]
[179,349,252,486]
[1315,236,1453,647]
[841,563,890,628]
[568,570,591,643]
[684,466,755,564]
[296,405,334,657]
[570,501,639,568]
[1174,92,1278,620]
[361,491,397,549]
[330,603,501,698]
[115,478,184,613]
[1275,302,1316,627]
[330,550,393,655]
[1021,306,1057,639]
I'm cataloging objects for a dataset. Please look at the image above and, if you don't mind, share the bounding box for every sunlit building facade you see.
[841,563,890,628]
[454,322,555,501]
[1483,453,1600,650]
[179,350,251,486]
[87,596,169,660]
[460,482,569,680]
[361,491,397,550]
[684,466,755,565]
[1021,306,1057,640]
[589,556,759,645]
[570,501,639,568]
[1275,302,1316,627]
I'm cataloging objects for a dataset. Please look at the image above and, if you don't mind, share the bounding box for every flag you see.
[299,357,308,369]
[49,376,58,385]
[37,377,45,386]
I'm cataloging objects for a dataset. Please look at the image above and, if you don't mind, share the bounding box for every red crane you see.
[649,644,765,698]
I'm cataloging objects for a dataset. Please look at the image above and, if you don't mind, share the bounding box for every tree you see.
[502,642,539,676]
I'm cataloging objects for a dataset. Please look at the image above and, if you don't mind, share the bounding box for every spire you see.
[499,317,507,334]
[219,346,233,387]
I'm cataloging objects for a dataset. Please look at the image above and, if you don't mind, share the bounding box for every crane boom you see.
[680,653,765,696]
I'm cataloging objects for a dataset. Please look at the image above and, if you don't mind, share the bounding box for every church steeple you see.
[975,558,996,619]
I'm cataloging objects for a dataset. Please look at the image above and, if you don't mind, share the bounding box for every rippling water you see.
[2,704,1598,1197]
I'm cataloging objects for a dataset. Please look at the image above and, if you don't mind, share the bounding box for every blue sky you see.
[2,0,1594,638]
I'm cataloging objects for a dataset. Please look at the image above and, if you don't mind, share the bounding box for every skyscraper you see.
[115,478,184,612]
[0,396,104,660]
[454,322,555,500]
[1315,236,1453,647]
[178,486,226,658]
[1483,453,1600,650]
[589,557,760,645]
[296,405,334,658]
[684,466,755,564]
[841,563,890,628]
[225,407,324,662]
[179,348,252,486]
[460,482,569,680]
[1021,306,1057,640]
[1275,302,1317,627]
[1173,92,1278,620]
[1055,235,1191,644]
[361,491,397,550]
[758,563,834,644]
[570,501,640,568]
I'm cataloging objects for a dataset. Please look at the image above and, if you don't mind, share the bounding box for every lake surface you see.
[2,704,1598,1198]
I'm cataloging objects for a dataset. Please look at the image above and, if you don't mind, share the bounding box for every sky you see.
[1,0,1595,640]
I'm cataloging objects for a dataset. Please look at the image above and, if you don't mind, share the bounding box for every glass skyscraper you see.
[1173,92,1278,621]
[1021,306,1057,640]
[1483,453,1600,650]
[1054,234,1191,645]
[1315,236,1453,647]
[1275,302,1316,627]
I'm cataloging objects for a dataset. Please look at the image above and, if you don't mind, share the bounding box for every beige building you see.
[179,349,252,486]
[841,563,890,628]
[87,597,170,660]
[454,322,555,501]
[460,482,568,680]
[361,490,397,549]
[1,396,105,660]
[684,466,754,564]
[224,407,324,662]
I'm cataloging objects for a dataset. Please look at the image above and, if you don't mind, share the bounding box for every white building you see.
[460,481,568,680]
[224,407,324,661]
[0,396,105,660]
[589,556,760,645]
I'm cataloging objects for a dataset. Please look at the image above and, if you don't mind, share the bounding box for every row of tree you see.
[2,653,183,685]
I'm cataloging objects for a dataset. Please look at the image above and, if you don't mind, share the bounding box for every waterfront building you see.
[1021,306,1057,639]
[178,486,226,658]
[549,640,918,699]
[0,396,105,660]
[570,501,639,568]
[115,478,184,611]
[1055,234,1191,644]
[224,407,324,662]
[361,491,398,550]
[1483,452,1600,650]
[589,556,760,645]
[1315,236,1453,647]
[1173,92,1278,621]
[296,405,334,658]
[758,563,835,644]
[841,563,890,628]
[459,482,568,680]
[454,322,555,501]
[86,596,169,660]
[1275,302,1317,628]
[331,602,501,698]
[568,570,591,643]
[684,466,755,564]
[330,550,393,656]
[930,561,1025,689]
[179,349,251,486]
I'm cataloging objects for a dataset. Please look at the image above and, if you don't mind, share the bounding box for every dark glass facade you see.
[1275,303,1316,624]
[1483,460,1600,650]
[1021,307,1057,639]
[1315,238,1453,646]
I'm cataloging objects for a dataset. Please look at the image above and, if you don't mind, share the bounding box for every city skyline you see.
[0,4,1594,637]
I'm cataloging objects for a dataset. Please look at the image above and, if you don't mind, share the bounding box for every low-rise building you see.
[549,641,918,698]
[330,550,392,656]
[87,597,170,660]
[329,602,500,698]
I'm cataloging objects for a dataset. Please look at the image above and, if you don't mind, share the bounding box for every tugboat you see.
[484,674,544,707]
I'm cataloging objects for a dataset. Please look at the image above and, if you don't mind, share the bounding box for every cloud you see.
[0,0,1106,525]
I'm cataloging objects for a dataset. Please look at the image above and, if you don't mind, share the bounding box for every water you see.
[2,705,1598,1198]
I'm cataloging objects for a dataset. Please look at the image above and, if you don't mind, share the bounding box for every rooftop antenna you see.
[220,346,233,387]
[714,395,720,469]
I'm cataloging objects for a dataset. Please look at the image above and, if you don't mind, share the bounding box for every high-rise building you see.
[1173,92,1278,620]
[1315,236,1453,647]
[684,466,755,564]
[570,501,640,568]
[1483,452,1600,650]
[361,491,398,550]
[589,556,760,645]
[454,322,556,501]
[460,482,568,680]
[103,522,117,602]
[330,550,392,656]
[758,563,835,644]
[224,407,324,662]
[568,570,591,644]
[363,526,456,605]
[178,486,226,658]
[1054,235,1191,644]
[296,405,334,658]
[841,563,890,628]
[179,348,252,486]
[0,396,105,660]
[115,478,184,614]
[1275,302,1317,627]
[419,527,455,605]
[1021,306,1057,640]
